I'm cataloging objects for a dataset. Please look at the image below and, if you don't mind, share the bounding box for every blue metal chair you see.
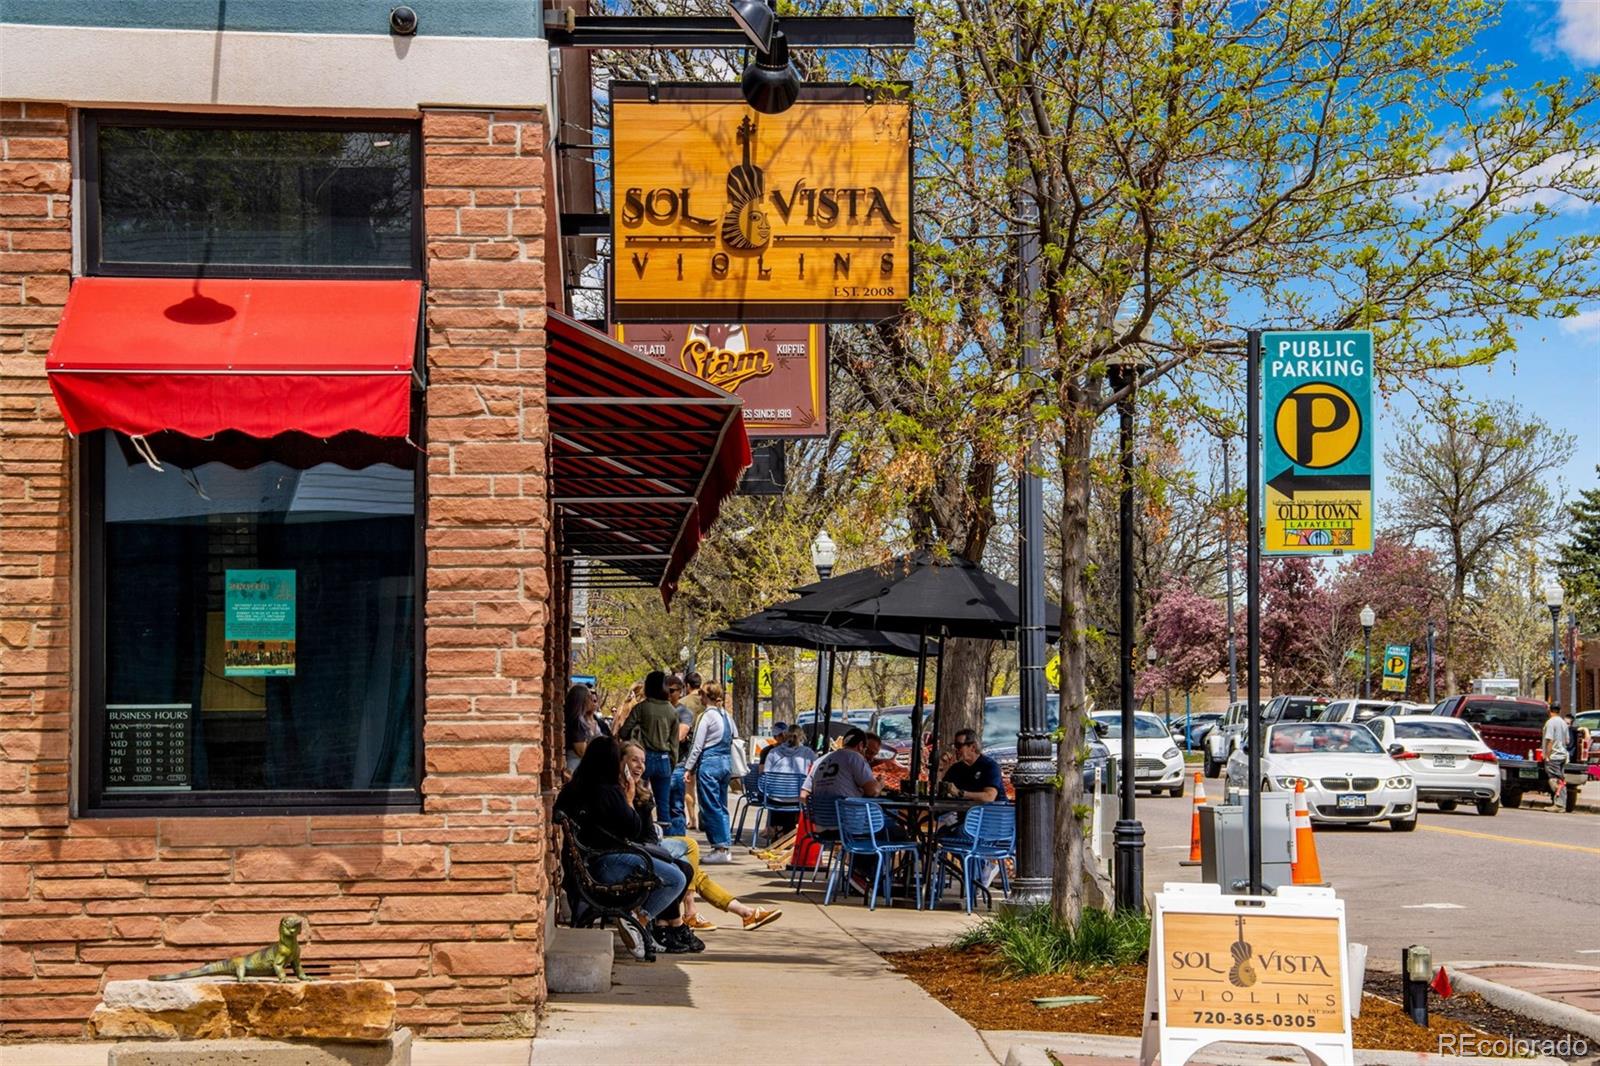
[749,770,804,853]
[931,804,1015,912]
[731,769,762,845]
[827,799,923,910]
[791,792,843,891]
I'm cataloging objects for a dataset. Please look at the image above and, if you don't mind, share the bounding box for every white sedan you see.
[1364,715,1501,816]
[1094,711,1187,796]
[1225,722,1418,831]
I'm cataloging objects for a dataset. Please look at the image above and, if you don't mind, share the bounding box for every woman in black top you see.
[554,737,689,958]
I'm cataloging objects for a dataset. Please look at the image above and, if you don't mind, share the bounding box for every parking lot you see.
[1136,787,1600,968]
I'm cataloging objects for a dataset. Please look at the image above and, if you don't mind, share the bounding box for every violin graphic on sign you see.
[721,116,771,252]
[1227,915,1259,988]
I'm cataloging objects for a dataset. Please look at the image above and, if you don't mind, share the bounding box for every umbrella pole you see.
[909,630,928,790]
[824,647,837,746]
[930,627,947,797]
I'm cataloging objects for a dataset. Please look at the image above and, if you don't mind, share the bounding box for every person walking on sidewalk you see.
[1543,704,1571,811]
[619,671,681,829]
[686,683,739,864]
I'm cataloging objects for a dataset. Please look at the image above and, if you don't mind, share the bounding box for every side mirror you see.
[1093,720,1110,738]
[1387,744,1406,758]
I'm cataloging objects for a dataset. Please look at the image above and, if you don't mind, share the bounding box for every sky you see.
[1391,0,1600,503]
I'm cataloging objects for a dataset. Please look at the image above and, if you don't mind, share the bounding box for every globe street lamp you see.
[810,530,838,749]
[1359,605,1376,699]
[1145,644,1158,719]
[1546,584,1564,711]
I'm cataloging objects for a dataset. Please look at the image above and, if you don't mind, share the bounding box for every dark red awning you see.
[548,311,751,603]
[47,277,421,439]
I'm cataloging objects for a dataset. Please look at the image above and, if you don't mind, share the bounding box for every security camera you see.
[389,6,418,36]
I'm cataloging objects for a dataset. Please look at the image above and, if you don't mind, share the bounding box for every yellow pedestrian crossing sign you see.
[1045,655,1061,688]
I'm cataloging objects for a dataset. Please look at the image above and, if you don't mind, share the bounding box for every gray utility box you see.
[1199,794,1295,894]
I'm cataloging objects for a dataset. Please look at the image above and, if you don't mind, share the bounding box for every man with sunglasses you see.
[938,728,1003,803]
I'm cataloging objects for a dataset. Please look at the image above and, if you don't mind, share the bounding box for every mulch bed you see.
[884,945,1578,1056]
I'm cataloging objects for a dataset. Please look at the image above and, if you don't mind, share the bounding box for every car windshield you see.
[875,714,914,742]
[982,696,1061,749]
[1268,723,1385,754]
[1393,720,1477,741]
[1457,699,1547,729]
[1093,715,1170,739]
[1275,698,1332,721]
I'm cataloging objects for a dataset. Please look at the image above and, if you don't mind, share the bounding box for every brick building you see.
[0,2,747,1038]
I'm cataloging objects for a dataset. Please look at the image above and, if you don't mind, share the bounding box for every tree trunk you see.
[939,636,992,744]
[768,645,796,725]
[1051,404,1093,922]
[733,644,756,738]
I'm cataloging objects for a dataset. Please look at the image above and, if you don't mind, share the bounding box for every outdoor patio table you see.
[869,796,985,907]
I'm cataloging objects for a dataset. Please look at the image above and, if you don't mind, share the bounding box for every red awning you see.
[547,311,751,603]
[47,277,421,439]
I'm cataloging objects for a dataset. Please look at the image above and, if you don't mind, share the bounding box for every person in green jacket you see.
[620,671,680,827]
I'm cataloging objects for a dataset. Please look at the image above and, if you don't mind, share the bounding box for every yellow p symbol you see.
[1275,383,1361,469]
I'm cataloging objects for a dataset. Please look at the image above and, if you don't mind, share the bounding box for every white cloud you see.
[1403,149,1600,215]
[1558,308,1600,335]
[1557,0,1600,65]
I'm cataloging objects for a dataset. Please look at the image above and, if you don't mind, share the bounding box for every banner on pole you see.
[1260,332,1374,556]
[1381,645,1411,694]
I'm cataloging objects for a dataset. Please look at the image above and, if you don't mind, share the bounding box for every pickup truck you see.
[1432,695,1586,810]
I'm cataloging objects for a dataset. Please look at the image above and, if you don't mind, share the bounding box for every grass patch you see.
[952,905,1150,977]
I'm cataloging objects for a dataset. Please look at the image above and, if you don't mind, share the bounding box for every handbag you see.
[725,710,750,777]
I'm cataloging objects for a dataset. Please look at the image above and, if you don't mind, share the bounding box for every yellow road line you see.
[1420,823,1600,856]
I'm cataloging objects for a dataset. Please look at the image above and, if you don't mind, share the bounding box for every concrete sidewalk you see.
[1448,961,1600,1043]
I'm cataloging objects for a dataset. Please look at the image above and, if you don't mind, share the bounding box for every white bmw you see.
[1225,721,1419,831]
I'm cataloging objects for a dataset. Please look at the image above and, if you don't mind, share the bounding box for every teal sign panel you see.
[224,569,296,677]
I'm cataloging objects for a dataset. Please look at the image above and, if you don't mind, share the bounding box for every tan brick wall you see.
[0,106,555,1038]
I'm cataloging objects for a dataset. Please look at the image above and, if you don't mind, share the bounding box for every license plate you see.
[1519,768,1539,779]
[1337,793,1364,809]
[1431,755,1455,768]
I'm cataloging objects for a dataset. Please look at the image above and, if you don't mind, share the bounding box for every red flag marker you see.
[1430,966,1453,999]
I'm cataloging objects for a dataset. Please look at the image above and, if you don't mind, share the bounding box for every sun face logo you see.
[721,116,771,251]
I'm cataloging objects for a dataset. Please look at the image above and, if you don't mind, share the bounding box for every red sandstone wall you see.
[0,106,555,1038]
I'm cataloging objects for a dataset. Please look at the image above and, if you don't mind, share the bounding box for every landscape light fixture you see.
[728,0,776,52]
[740,30,801,114]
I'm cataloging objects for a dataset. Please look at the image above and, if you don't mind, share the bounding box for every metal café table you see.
[871,794,986,908]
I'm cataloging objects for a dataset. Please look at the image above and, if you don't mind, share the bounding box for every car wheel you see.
[1169,782,1184,798]
[1502,788,1523,809]
[1436,800,1457,812]
[1390,816,1418,832]
[1475,798,1499,817]
[1202,751,1218,778]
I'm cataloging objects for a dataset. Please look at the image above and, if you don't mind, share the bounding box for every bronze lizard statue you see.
[151,915,310,982]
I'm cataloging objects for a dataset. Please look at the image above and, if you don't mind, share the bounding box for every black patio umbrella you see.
[771,551,1064,787]
[705,609,938,752]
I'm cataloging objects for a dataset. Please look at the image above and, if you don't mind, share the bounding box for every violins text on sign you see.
[609,84,911,323]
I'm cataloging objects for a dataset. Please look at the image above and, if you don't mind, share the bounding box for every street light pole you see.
[1360,605,1375,700]
[1112,361,1144,914]
[1569,612,1579,716]
[1545,584,1564,710]
[1222,436,1239,706]
[1426,620,1436,704]
[811,530,837,750]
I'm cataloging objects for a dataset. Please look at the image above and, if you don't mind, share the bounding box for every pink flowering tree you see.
[1138,582,1227,701]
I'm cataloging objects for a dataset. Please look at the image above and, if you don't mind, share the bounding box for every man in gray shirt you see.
[803,729,882,804]
[1542,705,1570,811]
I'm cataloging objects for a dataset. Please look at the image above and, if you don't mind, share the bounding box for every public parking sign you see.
[1381,645,1411,694]
[1261,331,1374,556]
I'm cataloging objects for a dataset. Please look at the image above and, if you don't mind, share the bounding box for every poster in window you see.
[224,569,297,676]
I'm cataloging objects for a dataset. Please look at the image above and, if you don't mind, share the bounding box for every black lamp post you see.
[1546,584,1563,711]
[1111,358,1144,914]
[1569,611,1579,715]
[810,530,837,750]
[1360,604,1375,700]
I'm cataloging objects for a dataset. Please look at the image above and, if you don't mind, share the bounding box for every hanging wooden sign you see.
[609,83,911,323]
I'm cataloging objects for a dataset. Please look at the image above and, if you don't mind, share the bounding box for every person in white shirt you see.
[684,684,740,862]
[1543,705,1571,811]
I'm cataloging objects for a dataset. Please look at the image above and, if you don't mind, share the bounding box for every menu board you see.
[105,704,192,791]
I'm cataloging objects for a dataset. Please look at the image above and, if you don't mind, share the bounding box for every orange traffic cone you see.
[1180,773,1207,867]
[1291,779,1325,886]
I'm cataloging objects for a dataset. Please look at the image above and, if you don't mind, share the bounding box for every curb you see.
[991,1033,1565,1066]
[1443,965,1600,1044]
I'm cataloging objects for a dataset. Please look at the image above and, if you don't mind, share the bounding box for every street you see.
[1137,789,1600,968]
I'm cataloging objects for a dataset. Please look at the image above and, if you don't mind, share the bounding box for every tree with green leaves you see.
[1555,468,1600,631]
[908,0,1600,918]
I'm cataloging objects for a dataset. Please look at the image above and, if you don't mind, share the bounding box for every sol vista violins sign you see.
[609,83,911,323]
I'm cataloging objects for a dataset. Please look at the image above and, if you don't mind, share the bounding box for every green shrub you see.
[953,905,1150,977]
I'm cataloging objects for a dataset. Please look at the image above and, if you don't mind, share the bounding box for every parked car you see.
[1379,701,1432,717]
[1169,711,1223,750]
[1365,715,1500,815]
[1094,711,1186,796]
[1573,710,1598,767]
[1225,721,1418,830]
[1263,694,1334,724]
[1431,694,1586,811]
[1203,700,1252,779]
[1319,699,1393,724]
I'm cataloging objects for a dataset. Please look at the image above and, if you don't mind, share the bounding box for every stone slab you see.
[543,927,612,995]
[90,980,395,1042]
[106,1029,411,1066]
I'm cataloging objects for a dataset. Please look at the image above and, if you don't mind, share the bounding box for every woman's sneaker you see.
[703,848,734,865]
[614,920,648,961]
[741,906,782,931]
[658,925,703,954]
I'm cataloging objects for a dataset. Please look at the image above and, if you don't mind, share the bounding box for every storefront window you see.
[83,432,421,812]
[87,114,418,276]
